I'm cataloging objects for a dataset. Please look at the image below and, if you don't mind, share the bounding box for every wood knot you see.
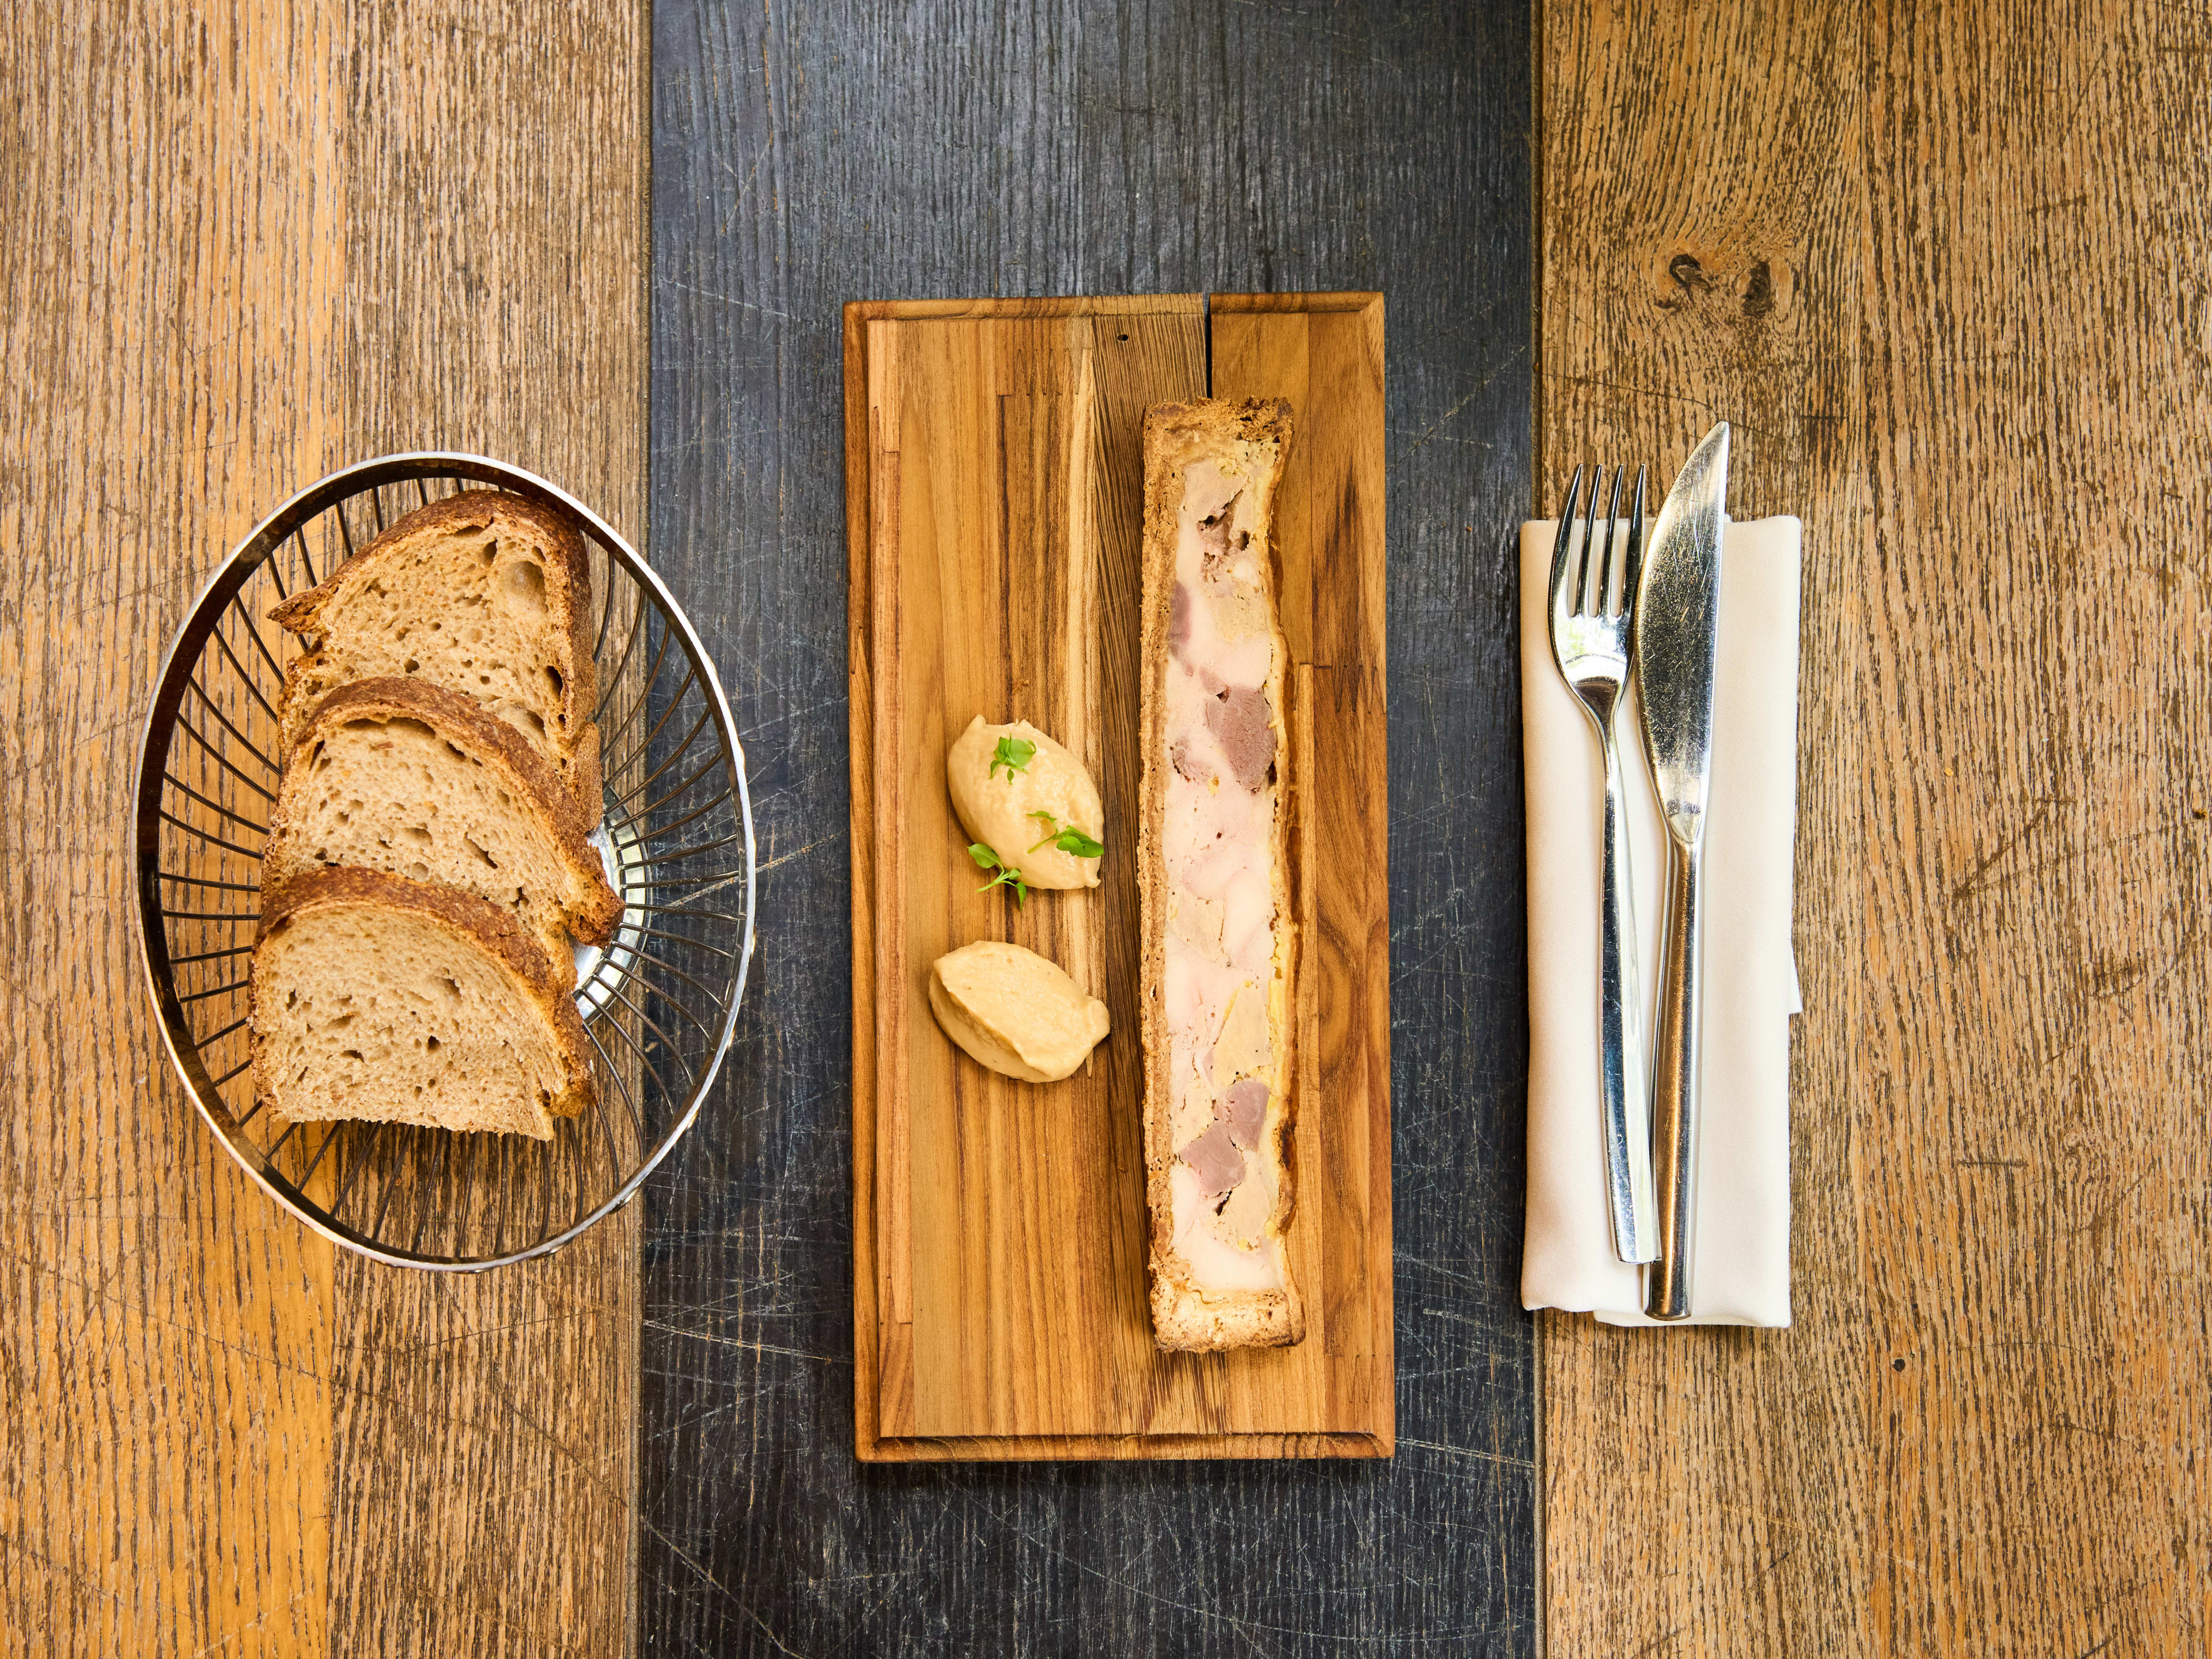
[1743,259,1775,318]
[1667,252,1709,292]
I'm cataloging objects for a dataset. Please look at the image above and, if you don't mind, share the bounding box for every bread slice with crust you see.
[1138,396,1305,1351]
[270,490,601,809]
[262,678,622,972]
[251,868,596,1139]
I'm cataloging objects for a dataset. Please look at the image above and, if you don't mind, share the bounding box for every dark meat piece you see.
[1205,684,1275,790]
[1196,495,1241,579]
[1169,582,1191,659]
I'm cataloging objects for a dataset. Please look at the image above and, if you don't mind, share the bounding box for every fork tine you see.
[1550,463,1586,612]
[1578,463,1607,613]
[1624,465,1649,615]
[1596,464,1626,615]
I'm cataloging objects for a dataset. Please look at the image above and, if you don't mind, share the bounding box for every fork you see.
[1548,464,1660,1266]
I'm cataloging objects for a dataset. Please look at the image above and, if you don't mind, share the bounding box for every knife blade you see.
[1633,420,1729,1320]
[1638,424,1729,840]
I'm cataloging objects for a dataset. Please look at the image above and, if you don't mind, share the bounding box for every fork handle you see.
[1597,728,1659,1264]
[1643,834,1703,1318]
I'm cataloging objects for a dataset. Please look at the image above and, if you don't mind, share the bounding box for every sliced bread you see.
[250,868,597,1139]
[1137,397,1304,1351]
[270,490,602,808]
[262,678,622,970]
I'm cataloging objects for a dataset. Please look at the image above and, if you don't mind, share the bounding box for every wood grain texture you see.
[1541,1,2212,1653]
[1537,1,1872,1646]
[846,295,1392,1460]
[319,13,646,1651]
[852,300,1211,1456]
[0,4,646,1653]
[652,0,1534,1649]
[1211,297,1395,1442]
[1861,2,2212,1649]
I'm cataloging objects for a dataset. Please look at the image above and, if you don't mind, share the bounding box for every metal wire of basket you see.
[132,453,756,1270]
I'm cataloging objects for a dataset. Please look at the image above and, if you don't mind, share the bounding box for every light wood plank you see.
[321,6,647,1651]
[1542,0,2212,1652]
[847,294,1393,1459]
[1858,1,2211,1650]
[1538,2,1870,1650]
[0,4,646,1652]
[1,8,342,1649]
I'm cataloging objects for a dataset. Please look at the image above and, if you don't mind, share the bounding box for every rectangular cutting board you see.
[846,292,1389,1460]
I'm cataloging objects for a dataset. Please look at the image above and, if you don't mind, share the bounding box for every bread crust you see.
[251,867,597,1123]
[265,676,623,948]
[268,489,600,787]
[1137,397,1305,1351]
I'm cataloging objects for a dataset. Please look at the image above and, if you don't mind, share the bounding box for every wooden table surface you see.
[6,2,2206,1654]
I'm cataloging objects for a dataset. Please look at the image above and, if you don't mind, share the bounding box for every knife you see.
[1633,421,1729,1321]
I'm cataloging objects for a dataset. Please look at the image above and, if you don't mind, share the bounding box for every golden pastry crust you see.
[1137,396,1305,1352]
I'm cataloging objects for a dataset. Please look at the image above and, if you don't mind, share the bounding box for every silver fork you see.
[1548,464,1660,1265]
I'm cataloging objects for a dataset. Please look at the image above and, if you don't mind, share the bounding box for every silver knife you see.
[1633,421,1729,1321]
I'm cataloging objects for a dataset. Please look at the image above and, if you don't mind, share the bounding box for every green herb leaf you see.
[990,736,1037,781]
[1025,809,1103,859]
[967,840,1029,906]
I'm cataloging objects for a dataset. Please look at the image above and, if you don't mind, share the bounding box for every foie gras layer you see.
[1158,456,1294,1294]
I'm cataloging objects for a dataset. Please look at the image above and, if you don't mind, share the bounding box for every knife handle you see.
[1644,834,1703,1320]
[1597,727,1658,1264]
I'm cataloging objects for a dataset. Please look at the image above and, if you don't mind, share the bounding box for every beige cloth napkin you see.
[1519,517,1801,1327]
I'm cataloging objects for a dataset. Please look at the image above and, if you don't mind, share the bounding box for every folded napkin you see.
[1520,517,1802,1327]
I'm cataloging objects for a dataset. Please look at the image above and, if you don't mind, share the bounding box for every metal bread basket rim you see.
[132,450,757,1271]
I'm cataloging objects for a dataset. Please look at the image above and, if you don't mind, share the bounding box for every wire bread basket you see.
[132,453,755,1269]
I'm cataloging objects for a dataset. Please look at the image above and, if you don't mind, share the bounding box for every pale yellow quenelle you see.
[927,941,1109,1083]
[945,717,1103,889]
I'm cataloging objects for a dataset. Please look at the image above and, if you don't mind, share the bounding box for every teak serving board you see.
[846,292,1389,1460]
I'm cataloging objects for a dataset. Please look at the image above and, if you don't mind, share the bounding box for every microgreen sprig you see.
[990,736,1037,781]
[967,841,1029,906]
[1027,809,1105,858]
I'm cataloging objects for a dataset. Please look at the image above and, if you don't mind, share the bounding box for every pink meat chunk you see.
[1177,1120,1246,1197]
[1171,736,1210,784]
[1222,1078,1270,1149]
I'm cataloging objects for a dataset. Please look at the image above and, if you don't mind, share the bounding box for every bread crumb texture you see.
[270,491,601,806]
[251,869,596,1139]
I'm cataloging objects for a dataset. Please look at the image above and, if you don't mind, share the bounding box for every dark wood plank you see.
[0,4,647,1652]
[650,1,1533,1649]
